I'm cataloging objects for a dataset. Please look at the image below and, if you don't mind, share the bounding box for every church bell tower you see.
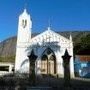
[15,8,32,72]
[17,8,32,42]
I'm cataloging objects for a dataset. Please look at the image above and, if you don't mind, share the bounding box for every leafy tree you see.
[74,34,90,55]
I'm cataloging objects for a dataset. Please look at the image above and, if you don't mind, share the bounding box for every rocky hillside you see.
[0,31,90,62]
[0,36,16,62]
[0,36,17,57]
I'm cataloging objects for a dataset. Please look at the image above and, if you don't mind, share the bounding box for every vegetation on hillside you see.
[74,34,90,55]
[0,55,15,63]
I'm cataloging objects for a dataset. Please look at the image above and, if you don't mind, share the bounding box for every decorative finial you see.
[48,19,51,30]
[69,33,72,41]
[24,8,27,12]
[48,27,50,30]
[24,1,27,12]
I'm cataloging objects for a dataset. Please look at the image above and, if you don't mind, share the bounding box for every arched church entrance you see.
[41,48,56,75]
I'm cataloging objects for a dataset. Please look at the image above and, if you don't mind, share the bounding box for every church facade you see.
[15,9,74,78]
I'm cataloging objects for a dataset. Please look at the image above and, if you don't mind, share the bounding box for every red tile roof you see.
[76,55,90,61]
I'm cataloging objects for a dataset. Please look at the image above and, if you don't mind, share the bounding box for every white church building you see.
[15,8,74,78]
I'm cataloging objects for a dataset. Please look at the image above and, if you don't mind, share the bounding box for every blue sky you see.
[0,0,90,41]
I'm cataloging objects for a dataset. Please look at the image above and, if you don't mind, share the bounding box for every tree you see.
[74,34,90,55]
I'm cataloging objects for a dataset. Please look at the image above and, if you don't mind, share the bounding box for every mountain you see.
[0,31,90,62]
[0,36,16,62]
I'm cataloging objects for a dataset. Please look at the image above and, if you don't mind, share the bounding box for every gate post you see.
[28,50,37,86]
[62,49,71,86]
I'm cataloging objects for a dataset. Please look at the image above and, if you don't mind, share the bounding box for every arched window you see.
[41,55,47,60]
[22,19,27,28]
[41,47,56,75]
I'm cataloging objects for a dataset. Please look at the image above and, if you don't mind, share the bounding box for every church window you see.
[22,19,27,28]
[42,55,47,60]
[47,48,52,55]
[25,20,27,26]
[41,47,56,75]
[22,20,24,26]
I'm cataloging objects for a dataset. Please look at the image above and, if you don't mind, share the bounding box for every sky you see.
[0,0,90,41]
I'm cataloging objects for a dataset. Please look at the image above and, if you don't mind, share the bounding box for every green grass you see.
[0,56,15,63]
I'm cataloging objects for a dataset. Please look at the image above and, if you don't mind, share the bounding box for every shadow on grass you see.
[0,73,90,90]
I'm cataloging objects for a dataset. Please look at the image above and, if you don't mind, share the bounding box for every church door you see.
[41,48,56,75]
[48,61,54,75]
